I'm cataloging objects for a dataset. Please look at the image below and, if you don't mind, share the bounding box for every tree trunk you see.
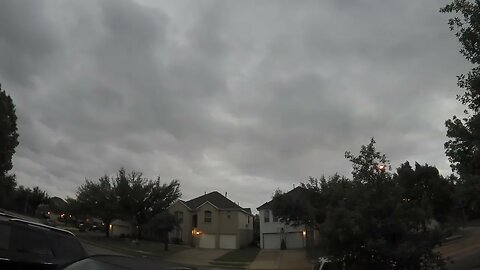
[105,222,110,238]
[163,230,169,251]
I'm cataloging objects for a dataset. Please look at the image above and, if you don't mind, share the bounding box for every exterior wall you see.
[168,202,193,245]
[237,211,253,230]
[218,210,238,234]
[197,203,219,235]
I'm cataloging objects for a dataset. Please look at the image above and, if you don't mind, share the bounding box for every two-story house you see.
[168,191,254,249]
[257,187,319,249]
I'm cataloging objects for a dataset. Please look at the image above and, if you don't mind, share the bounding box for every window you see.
[10,227,53,256]
[264,210,270,223]
[174,211,184,223]
[49,234,86,261]
[204,211,212,223]
[273,212,278,222]
[0,224,11,250]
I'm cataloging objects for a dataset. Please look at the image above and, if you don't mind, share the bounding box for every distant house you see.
[257,187,319,249]
[109,219,132,237]
[168,191,254,249]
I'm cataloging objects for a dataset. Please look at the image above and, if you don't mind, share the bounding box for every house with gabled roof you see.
[167,191,254,249]
[257,186,320,249]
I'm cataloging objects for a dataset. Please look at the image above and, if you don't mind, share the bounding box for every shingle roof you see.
[257,186,306,210]
[184,191,244,210]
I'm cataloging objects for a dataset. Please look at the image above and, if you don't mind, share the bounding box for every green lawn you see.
[213,247,260,263]
[77,234,188,258]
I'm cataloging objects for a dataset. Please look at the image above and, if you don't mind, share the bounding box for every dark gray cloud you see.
[0,0,467,211]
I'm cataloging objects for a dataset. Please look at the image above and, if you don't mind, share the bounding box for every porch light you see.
[109,224,113,230]
[192,228,202,236]
[302,230,306,237]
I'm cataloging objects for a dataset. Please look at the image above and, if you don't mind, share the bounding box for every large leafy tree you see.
[12,185,49,215]
[113,168,181,238]
[272,139,446,269]
[0,85,19,208]
[74,168,181,238]
[441,1,480,218]
[76,175,117,237]
[395,162,455,225]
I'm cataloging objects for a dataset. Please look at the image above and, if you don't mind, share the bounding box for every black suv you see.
[0,212,87,269]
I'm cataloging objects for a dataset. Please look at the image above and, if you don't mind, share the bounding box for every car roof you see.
[0,212,75,237]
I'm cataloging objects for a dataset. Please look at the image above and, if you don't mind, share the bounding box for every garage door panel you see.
[219,235,236,249]
[263,233,281,249]
[286,232,303,249]
[199,234,216,249]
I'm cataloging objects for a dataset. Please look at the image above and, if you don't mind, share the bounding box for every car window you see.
[9,226,53,256]
[0,224,11,250]
[49,234,85,261]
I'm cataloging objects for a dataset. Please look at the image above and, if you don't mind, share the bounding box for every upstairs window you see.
[204,211,212,223]
[264,210,270,223]
[273,213,279,222]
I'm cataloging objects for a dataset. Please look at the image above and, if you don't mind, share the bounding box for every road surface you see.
[81,240,220,269]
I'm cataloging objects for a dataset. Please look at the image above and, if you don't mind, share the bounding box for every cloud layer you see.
[0,0,467,211]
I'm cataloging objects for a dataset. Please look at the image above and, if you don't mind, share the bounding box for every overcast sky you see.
[0,0,469,212]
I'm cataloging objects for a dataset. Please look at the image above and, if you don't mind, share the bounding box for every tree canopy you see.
[73,168,181,237]
[0,85,19,208]
[272,139,448,269]
[441,0,480,218]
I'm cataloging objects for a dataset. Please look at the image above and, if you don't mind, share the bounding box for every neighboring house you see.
[168,191,254,249]
[109,219,132,237]
[257,187,319,249]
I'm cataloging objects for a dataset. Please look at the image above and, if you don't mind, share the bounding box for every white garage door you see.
[286,232,304,249]
[199,234,216,249]
[219,235,236,249]
[263,233,281,249]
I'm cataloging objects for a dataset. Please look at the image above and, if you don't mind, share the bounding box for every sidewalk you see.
[249,250,312,270]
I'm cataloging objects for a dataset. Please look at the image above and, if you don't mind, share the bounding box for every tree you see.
[149,211,179,251]
[76,176,117,237]
[395,162,455,224]
[272,139,446,269]
[441,1,480,218]
[74,168,182,238]
[113,168,181,238]
[0,85,19,208]
[12,185,49,215]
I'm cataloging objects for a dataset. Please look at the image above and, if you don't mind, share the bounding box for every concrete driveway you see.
[249,250,312,270]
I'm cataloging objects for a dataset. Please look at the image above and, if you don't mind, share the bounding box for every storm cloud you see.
[0,0,467,210]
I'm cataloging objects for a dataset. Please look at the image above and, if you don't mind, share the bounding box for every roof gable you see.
[168,200,191,210]
[185,191,243,210]
[257,186,306,210]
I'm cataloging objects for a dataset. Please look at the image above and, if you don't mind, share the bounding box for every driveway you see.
[249,250,312,270]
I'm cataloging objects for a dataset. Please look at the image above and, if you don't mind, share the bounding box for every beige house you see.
[168,191,254,249]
